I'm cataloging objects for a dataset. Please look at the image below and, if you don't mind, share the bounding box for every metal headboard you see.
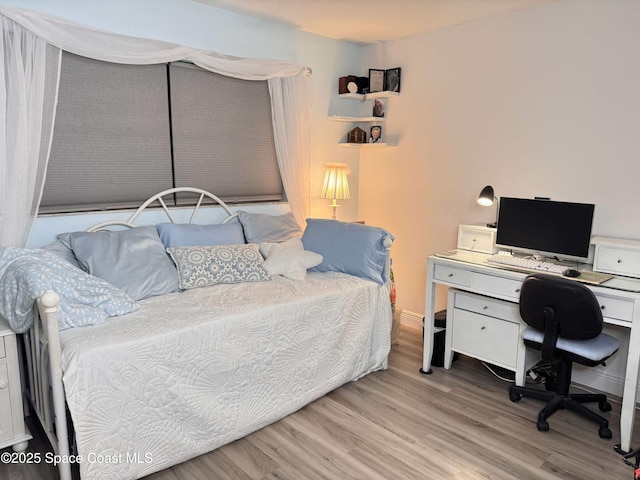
[87,187,237,232]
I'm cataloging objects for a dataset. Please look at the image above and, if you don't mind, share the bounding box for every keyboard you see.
[486,254,569,275]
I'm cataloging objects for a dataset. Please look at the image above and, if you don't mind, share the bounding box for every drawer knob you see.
[481,326,486,330]
[515,288,521,293]
[617,259,622,264]
[0,380,7,389]
[448,273,454,278]
[483,305,488,310]
[601,305,606,310]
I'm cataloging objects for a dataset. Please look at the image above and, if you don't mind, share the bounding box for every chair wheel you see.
[599,401,612,412]
[509,391,522,403]
[537,419,549,432]
[599,427,612,439]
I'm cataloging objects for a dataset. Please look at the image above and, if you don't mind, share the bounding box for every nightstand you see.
[0,317,31,452]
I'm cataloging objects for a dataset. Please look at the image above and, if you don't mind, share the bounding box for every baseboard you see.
[572,368,625,398]
[399,309,423,331]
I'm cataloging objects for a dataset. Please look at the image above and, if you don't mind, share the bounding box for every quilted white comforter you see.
[59,271,391,480]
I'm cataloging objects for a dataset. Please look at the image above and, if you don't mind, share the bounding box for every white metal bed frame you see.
[24,188,237,480]
[21,187,393,480]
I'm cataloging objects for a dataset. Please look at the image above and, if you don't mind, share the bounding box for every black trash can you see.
[429,310,458,367]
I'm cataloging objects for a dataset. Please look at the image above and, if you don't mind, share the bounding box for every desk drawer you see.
[469,272,523,301]
[434,264,471,287]
[451,309,519,369]
[454,291,520,323]
[594,245,640,278]
[595,295,633,323]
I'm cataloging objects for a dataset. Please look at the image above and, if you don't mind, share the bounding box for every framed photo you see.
[368,69,385,93]
[369,125,383,144]
[372,98,385,118]
[385,67,401,93]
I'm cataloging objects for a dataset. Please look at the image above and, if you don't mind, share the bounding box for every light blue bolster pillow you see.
[301,218,394,285]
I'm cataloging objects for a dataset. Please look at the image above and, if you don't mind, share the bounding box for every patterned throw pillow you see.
[167,244,271,289]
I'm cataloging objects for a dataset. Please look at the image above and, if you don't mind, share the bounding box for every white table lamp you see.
[321,163,350,219]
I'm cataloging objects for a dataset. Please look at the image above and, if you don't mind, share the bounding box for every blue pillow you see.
[41,238,82,270]
[156,222,245,249]
[237,210,302,243]
[301,219,394,285]
[60,226,179,301]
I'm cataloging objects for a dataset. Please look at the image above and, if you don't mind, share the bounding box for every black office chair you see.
[509,273,621,439]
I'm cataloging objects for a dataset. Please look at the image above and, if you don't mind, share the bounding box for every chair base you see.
[509,383,613,439]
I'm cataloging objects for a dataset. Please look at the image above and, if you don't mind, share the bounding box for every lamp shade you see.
[477,185,495,207]
[321,163,350,200]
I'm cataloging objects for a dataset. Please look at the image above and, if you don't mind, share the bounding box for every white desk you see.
[423,249,640,453]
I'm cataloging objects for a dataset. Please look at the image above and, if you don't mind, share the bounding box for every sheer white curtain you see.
[0,15,60,247]
[0,5,312,245]
[269,74,312,227]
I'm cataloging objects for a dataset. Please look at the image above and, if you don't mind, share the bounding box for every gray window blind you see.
[40,55,282,214]
[40,53,173,212]
[169,63,282,204]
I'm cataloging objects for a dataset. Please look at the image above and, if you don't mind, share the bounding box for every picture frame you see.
[385,67,401,93]
[372,98,385,118]
[368,69,385,93]
[369,125,383,144]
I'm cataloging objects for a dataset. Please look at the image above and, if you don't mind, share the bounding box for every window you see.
[169,63,282,204]
[40,53,281,213]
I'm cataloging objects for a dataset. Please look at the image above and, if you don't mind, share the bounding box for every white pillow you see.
[259,238,323,281]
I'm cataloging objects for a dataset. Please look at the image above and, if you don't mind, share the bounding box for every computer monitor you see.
[495,197,595,262]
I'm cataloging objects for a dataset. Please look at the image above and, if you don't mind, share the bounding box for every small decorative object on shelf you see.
[369,68,385,93]
[338,75,369,94]
[338,75,357,94]
[385,67,401,92]
[372,98,385,118]
[347,126,366,144]
[369,126,382,144]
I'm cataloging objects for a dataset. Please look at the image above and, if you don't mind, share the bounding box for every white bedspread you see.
[59,272,391,480]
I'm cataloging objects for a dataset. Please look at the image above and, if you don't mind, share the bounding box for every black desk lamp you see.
[477,185,498,228]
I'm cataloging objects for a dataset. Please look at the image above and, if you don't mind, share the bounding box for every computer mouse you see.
[563,269,581,278]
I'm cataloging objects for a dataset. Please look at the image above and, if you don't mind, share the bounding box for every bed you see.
[0,188,393,480]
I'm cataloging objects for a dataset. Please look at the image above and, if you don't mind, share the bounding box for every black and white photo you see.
[369,125,382,143]
[372,98,385,118]
[385,67,401,92]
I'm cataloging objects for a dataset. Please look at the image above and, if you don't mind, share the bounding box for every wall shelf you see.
[334,85,399,146]
[339,91,400,101]
[330,115,385,123]
[338,142,396,148]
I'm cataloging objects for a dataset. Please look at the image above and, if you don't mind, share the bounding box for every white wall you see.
[14,0,640,314]
[5,0,366,241]
[359,0,640,316]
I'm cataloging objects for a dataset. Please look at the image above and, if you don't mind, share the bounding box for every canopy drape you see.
[0,5,311,247]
